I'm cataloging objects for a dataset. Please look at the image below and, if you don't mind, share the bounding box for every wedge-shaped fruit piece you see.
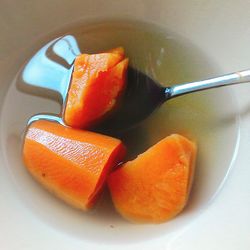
[108,134,197,223]
[64,47,128,129]
[23,120,126,210]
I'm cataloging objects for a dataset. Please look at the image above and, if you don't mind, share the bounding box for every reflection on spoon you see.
[22,35,80,102]
[28,114,64,126]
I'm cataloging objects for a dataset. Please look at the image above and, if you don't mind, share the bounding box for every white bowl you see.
[0,1,250,249]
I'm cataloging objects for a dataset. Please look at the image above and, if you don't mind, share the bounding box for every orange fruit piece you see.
[23,120,126,210]
[64,47,128,129]
[107,134,197,223]
[107,47,125,56]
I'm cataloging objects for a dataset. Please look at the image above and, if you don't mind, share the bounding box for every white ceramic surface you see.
[0,1,250,250]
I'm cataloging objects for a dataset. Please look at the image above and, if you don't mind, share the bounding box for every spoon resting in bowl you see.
[99,67,250,132]
[20,35,250,132]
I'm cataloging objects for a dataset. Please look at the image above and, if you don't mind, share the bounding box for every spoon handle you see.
[166,69,250,99]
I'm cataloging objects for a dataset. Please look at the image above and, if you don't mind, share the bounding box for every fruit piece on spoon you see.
[64,47,128,129]
[23,119,126,210]
[107,134,197,223]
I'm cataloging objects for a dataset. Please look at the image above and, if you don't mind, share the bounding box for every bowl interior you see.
[0,20,240,244]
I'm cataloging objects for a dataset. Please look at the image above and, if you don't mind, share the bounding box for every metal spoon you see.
[99,67,250,132]
[20,35,250,132]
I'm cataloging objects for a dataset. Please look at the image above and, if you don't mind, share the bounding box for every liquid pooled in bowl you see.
[2,19,239,241]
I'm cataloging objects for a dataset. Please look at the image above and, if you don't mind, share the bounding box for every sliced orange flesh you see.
[64,47,128,129]
[23,120,126,210]
[107,134,197,223]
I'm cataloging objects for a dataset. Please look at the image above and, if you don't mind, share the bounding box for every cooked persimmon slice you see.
[108,134,197,223]
[23,120,126,210]
[64,47,128,129]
